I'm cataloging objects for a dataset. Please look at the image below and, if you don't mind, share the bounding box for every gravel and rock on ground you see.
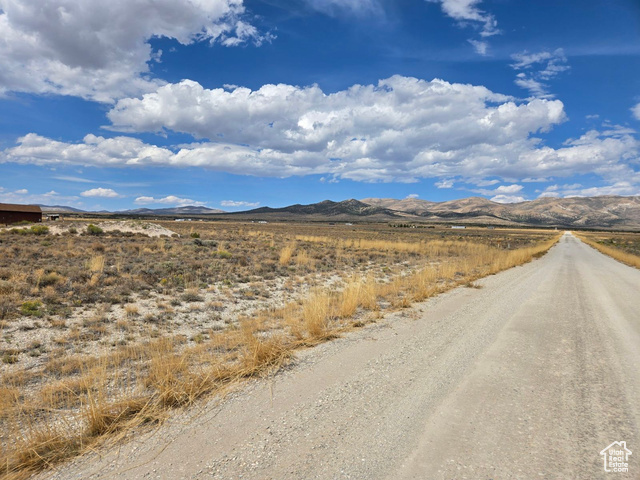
[0,220,426,378]
[45,220,179,238]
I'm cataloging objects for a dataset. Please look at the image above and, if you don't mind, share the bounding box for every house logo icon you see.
[600,441,632,473]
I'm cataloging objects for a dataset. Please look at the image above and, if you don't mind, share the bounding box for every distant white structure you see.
[451,225,466,229]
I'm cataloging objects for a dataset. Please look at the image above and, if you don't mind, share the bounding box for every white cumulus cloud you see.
[632,103,640,121]
[490,194,525,204]
[511,49,570,98]
[101,75,569,181]
[468,39,488,55]
[435,178,455,189]
[303,0,383,16]
[220,200,260,207]
[428,0,498,37]
[493,184,523,194]
[473,183,525,198]
[3,76,639,188]
[0,0,268,102]
[0,188,80,205]
[538,182,640,198]
[428,0,499,55]
[471,178,499,186]
[134,195,204,206]
[80,187,121,198]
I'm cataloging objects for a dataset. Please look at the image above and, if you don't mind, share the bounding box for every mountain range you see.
[361,196,640,228]
[229,199,402,221]
[117,206,225,215]
[39,195,640,229]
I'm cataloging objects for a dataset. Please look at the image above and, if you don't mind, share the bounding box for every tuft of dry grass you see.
[301,291,334,341]
[279,243,296,266]
[337,278,362,318]
[87,255,105,274]
[40,375,96,408]
[238,326,291,377]
[575,233,640,269]
[294,249,313,268]
[357,275,378,310]
[85,396,154,437]
[0,386,21,418]
[6,426,83,478]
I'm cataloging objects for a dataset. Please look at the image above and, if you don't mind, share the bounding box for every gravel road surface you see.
[44,233,639,479]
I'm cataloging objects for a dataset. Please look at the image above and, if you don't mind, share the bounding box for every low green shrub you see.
[20,300,43,317]
[30,225,49,235]
[39,272,62,287]
[87,224,103,235]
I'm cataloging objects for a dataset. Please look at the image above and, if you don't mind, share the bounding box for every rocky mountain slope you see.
[117,206,226,215]
[232,199,402,220]
[363,196,640,228]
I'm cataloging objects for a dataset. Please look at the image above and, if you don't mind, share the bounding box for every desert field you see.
[0,219,559,478]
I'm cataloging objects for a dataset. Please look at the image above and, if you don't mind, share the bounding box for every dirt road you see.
[46,233,639,479]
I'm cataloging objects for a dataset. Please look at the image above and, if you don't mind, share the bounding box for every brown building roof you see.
[0,203,42,213]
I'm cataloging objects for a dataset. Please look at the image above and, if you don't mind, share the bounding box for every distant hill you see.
[229,199,402,221]
[39,204,225,216]
[498,196,640,228]
[361,197,436,214]
[118,206,225,215]
[362,195,640,228]
[38,205,86,213]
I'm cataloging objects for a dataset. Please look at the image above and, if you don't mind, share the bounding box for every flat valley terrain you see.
[1,223,638,478]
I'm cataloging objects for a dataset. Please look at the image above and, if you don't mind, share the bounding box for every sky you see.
[0,0,639,211]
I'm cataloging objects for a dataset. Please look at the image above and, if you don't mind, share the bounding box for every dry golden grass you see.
[0,386,21,418]
[294,249,313,268]
[39,375,96,408]
[237,326,291,376]
[87,255,105,273]
[575,232,640,269]
[5,426,83,479]
[85,395,154,437]
[337,277,362,318]
[279,243,296,266]
[300,290,333,340]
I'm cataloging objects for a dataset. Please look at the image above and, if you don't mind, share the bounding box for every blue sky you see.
[0,0,639,211]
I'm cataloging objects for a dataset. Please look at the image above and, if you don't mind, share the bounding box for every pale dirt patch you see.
[43,220,178,237]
